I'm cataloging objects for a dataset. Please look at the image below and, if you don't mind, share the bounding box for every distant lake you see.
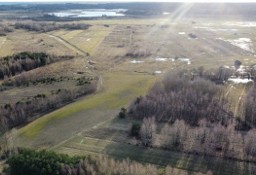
[48,9,127,18]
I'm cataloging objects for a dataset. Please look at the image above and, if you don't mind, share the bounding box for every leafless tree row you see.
[0,82,97,129]
[0,24,13,36]
[60,155,213,175]
[14,22,91,32]
[0,52,73,79]
[138,117,256,162]
[244,84,256,126]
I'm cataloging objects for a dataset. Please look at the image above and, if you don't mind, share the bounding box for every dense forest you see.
[138,117,256,161]
[0,24,13,36]
[129,71,232,126]
[126,70,256,162]
[0,52,73,79]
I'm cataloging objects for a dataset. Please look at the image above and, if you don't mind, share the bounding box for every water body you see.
[228,78,253,84]
[49,9,127,18]
[178,58,191,65]
[217,38,254,52]
[130,60,144,64]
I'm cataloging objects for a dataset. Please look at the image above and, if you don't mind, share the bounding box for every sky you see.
[0,0,256,3]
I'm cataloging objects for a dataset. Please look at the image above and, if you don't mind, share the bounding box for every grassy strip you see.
[19,72,156,138]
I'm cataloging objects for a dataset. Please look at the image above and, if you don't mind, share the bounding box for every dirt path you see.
[45,33,103,90]
[234,85,246,117]
[96,75,103,91]
[0,37,6,50]
[45,33,87,56]
[225,84,233,97]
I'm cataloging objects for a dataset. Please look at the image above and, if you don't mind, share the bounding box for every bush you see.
[130,123,141,137]
[118,107,127,119]
[6,148,81,175]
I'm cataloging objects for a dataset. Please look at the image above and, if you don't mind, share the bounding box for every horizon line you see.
[0,1,256,3]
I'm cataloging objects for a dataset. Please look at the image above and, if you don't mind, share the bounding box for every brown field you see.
[1,17,256,175]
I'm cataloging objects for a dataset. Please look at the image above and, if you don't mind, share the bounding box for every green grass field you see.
[18,71,156,140]
[52,26,113,55]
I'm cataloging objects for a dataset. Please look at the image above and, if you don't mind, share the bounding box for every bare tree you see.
[159,120,188,150]
[0,118,16,158]
[140,117,156,146]
[244,129,256,157]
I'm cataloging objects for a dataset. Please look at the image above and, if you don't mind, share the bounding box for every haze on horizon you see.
[0,0,256,3]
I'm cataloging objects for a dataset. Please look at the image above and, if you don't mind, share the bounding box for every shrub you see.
[118,107,127,119]
[6,148,81,175]
[130,123,141,137]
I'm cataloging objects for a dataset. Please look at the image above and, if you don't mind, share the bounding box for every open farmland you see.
[1,9,256,174]
[16,71,156,147]
[1,30,77,56]
[50,25,113,55]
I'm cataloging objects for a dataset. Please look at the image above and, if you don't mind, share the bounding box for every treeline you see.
[202,66,233,84]
[4,148,213,175]
[138,117,256,161]
[126,69,256,162]
[14,22,91,32]
[0,81,97,129]
[125,49,151,58]
[129,72,232,126]
[0,24,13,36]
[0,52,73,79]
[244,84,256,126]
[5,148,81,175]
[2,73,90,88]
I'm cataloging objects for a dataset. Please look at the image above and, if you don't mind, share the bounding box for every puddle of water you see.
[178,32,186,35]
[236,65,249,74]
[155,57,167,62]
[194,26,238,32]
[224,22,256,27]
[49,9,127,18]
[130,60,144,64]
[217,38,254,52]
[229,38,254,52]
[209,28,238,32]
[228,78,253,84]
[193,26,209,29]
[154,71,162,74]
[178,58,191,65]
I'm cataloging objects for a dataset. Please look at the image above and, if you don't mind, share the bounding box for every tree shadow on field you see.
[104,142,256,175]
